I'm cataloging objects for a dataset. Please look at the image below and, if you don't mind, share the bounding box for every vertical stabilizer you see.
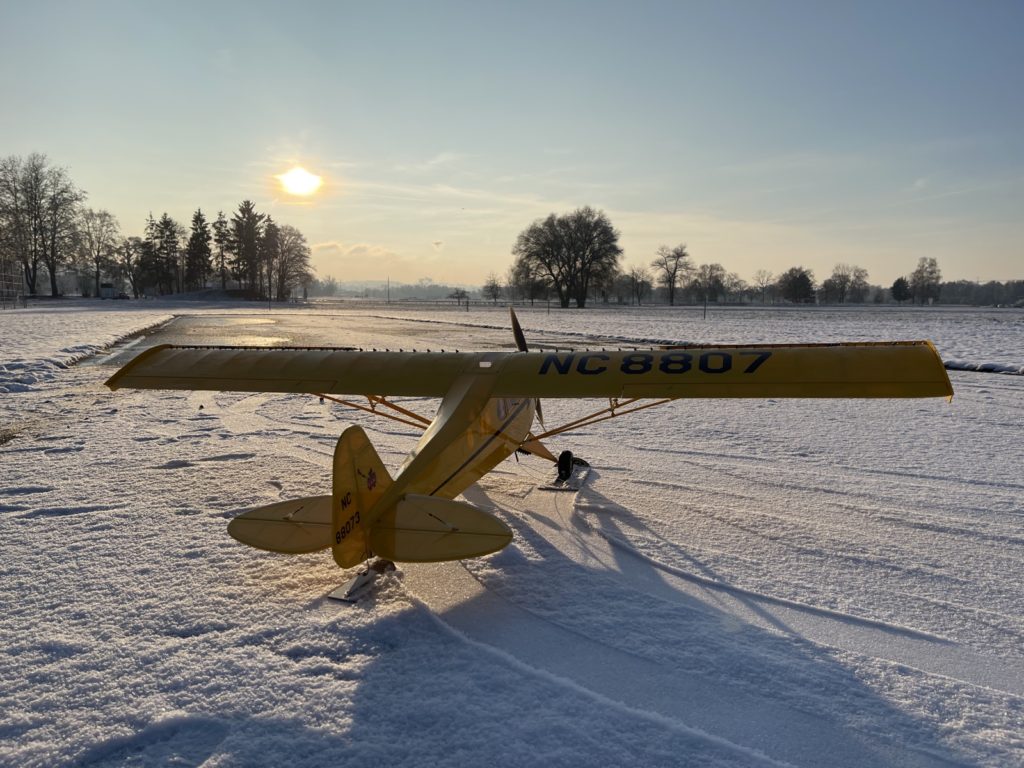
[332,425,393,568]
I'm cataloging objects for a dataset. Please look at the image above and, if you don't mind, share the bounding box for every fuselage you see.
[400,396,535,499]
[362,376,535,526]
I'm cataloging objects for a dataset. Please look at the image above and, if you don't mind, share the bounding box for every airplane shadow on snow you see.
[67,481,974,768]
[443,478,974,768]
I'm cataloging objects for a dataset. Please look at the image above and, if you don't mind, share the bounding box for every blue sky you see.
[2,0,1021,285]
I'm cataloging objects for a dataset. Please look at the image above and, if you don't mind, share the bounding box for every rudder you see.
[332,425,393,568]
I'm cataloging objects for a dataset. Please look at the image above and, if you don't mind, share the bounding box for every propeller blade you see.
[509,307,528,352]
[510,308,545,428]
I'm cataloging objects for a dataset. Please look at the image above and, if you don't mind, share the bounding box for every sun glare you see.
[277,166,323,196]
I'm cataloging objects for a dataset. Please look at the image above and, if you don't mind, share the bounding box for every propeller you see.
[510,306,528,353]
[509,308,545,430]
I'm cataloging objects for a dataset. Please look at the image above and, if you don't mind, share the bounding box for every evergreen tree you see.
[891,276,912,304]
[139,213,161,294]
[259,217,280,300]
[212,211,229,290]
[159,213,184,293]
[184,209,212,291]
[776,266,815,303]
[230,200,265,295]
[141,212,182,294]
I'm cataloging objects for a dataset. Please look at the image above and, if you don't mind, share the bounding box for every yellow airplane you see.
[107,309,952,598]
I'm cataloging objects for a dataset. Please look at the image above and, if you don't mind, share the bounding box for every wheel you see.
[557,450,574,481]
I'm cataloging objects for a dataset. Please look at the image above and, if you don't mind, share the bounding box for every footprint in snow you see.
[18,504,121,519]
[199,452,256,462]
[73,715,229,767]
[44,445,84,455]
[154,459,194,470]
[1,485,55,495]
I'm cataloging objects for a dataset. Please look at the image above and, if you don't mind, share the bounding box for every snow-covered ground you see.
[1,301,1022,766]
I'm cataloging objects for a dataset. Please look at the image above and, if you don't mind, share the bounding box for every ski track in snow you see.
[407,468,1023,767]
[1,302,1022,766]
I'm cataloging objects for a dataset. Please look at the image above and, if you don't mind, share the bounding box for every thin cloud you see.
[394,152,468,173]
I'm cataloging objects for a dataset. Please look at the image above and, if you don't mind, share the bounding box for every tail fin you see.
[332,425,393,568]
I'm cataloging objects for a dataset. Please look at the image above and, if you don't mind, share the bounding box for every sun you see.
[277,166,323,196]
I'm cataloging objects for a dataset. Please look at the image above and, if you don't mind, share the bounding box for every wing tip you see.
[104,344,173,390]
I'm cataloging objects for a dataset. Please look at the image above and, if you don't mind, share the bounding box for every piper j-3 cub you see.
[106,309,953,600]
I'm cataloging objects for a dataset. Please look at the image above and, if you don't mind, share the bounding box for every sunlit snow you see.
[1,300,1021,767]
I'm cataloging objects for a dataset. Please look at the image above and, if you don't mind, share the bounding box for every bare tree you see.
[722,272,747,303]
[512,207,622,308]
[650,244,691,305]
[483,272,503,304]
[504,265,519,304]
[752,269,774,304]
[820,263,868,304]
[910,257,941,305]
[628,265,652,306]
[509,256,549,306]
[78,208,120,297]
[0,154,83,296]
[118,236,144,298]
[40,165,86,296]
[0,155,39,294]
[847,266,870,303]
[275,224,311,300]
[690,263,727,302]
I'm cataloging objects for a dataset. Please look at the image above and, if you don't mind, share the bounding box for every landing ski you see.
[538,461,591,492]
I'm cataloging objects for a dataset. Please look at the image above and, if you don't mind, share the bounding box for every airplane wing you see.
[106,341,952,399]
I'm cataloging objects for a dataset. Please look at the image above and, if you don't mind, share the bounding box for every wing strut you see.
[317,393,432,431]
[530,397,676,441]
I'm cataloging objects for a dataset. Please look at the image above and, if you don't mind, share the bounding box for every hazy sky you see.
[2,0,1021,286]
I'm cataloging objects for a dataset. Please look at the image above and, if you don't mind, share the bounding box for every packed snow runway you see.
[1,301,1022,766]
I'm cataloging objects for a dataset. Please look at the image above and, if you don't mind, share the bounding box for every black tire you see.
[557,450,574,481]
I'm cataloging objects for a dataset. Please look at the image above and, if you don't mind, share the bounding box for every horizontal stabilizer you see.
[227,495,333,554]
[369,494,513,562]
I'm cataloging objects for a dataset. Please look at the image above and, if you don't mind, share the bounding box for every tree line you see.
[507,206,1021,308]
[0,153,313,300]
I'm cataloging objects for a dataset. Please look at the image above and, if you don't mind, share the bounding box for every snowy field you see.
[1,300,1022,767]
